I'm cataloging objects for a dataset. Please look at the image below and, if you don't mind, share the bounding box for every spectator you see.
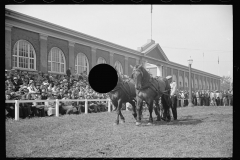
[12,77,21,92]
[19,95,31,119]
[216,91,220,106]
[5,69,110,119]
[66,67,72,79]
[5,94,15,119]
[219,91,223,106]
[27,80,38,94]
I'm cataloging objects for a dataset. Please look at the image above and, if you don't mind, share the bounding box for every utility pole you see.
[151,4,152,40]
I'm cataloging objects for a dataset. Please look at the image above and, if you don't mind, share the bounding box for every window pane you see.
[57,63,60,72]
[48,62,51,71]
[30,46,34,58]
[56,51,59,63]
[61,64,64,73]
[61,54,64,63]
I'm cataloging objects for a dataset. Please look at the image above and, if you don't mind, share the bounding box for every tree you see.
[220,75,232,91]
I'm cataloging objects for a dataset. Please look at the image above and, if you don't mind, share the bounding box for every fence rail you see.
[5,99,111,121]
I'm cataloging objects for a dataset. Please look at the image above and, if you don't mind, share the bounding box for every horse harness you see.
[109,78,135,100]
[137,77,170,97]
[132,68,170,97]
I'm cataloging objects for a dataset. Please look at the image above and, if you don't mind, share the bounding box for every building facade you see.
[5,8,221,91]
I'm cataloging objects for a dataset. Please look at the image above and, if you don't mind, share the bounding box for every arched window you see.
[75,52,89,75]
[114,61,123,75]
[48,47,66,74]
[13,40,36,70]
[206,81,209,90]
[97,57,106,64]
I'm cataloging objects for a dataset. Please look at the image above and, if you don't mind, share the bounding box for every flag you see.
[218,56,219,64]
[151,5,152,13]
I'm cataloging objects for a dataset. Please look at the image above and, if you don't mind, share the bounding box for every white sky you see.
[6,5,233,78]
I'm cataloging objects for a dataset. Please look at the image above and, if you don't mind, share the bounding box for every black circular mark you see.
[131,0,143,3]
[43,0,55,3]
[88,64,118,93]
[72,0,85,3]
[102,0,114,3]
[13,0,26,3]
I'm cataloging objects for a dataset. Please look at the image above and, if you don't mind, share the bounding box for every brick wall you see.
[113,54,125,74]
[74,43,92,70]
[96,49,110,64]
[11,27,40,70]
[47,36,69,71]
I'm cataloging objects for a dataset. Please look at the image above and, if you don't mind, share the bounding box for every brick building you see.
[5,8,221,91]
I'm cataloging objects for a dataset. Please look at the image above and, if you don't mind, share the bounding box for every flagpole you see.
[203,52,205,72]
[218,55,220,77]
[151,4,152,40]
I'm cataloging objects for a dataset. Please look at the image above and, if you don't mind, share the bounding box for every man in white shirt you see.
[166,75,177,120]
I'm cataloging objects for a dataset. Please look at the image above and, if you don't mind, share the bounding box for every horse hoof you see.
[120,120,125,124]
[113,121,119,125]
[147,122,153,125]
[136,122,141,126]
[156,118,161,121]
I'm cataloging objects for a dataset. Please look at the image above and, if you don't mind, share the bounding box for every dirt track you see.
[6,106,232,157]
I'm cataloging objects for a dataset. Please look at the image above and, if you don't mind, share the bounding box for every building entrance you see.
[145,63,163,77]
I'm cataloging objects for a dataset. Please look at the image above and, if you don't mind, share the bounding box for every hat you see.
[13,77,17,80]
[166,76,172,80]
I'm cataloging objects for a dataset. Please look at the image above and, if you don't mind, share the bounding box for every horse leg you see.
[136,97,143,126]
[119,106,125,124]
[114,99,122,125]
[163,94,171,122]
[130,100,137,122]
[154,99,161,121]
[161,95,168,121]
[147,101,154,125]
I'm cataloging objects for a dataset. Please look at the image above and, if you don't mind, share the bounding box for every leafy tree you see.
[220,75,232,91]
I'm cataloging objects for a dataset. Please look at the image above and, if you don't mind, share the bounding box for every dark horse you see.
[131,64,172,126]
[108,69,139,125]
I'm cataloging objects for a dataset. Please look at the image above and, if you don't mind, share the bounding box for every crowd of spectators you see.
[5,68,110,119]
[176,89,233,107]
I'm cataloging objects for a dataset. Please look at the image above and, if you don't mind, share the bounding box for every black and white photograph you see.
[5,5,232,157]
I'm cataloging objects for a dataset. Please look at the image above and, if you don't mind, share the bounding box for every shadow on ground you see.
[139,115,203,126]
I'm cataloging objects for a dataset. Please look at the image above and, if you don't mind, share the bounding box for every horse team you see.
[108,64,173,126]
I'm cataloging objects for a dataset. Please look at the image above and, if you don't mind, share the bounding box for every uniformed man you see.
[166,75,177,121]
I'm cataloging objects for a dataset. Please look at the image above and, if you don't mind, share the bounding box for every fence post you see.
[55,99,59,117]
[15,100,19,121]
[85,99,88,114]
[108,99,111,112]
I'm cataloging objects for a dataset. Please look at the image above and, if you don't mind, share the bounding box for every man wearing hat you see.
[166,75,178,121]
[12,76,21,92]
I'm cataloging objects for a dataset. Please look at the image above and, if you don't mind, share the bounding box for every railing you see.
[5,99,111,121]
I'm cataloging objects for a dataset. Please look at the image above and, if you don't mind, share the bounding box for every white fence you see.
[5,99,111,121]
